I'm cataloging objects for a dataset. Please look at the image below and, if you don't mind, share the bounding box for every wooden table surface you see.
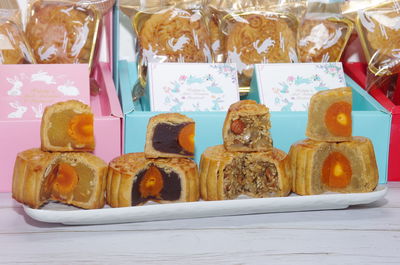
[1,182,399,265]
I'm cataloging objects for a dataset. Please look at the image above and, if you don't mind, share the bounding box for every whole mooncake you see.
[288,137,378,195]
[145,113,195,158]
[306,87,352,142]
[41,100,95,152]
[12,148,107,209]
[106,152,199,207]
[199,145,290,201]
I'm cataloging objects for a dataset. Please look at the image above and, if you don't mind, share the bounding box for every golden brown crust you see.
[0,20,34,64]
[306,87,352,142]
[199,145,291,201]
[12,149,107,209]
[223,100,272,152]
[225,13,298,86]
[144,113,195,158]
[298,17,352,62]
[41,100,95,152]
[288,137,378,195]
[137,8,211,84]
[25,0,99,66]
[107,153,199,207]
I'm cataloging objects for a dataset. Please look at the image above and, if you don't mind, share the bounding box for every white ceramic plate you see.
[23,185,388,225]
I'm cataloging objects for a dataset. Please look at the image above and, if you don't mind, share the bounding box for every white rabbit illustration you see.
[57,81,80,96]
[253,38,275,54]
[168,35,190,52]
[31,71,56,84]
[8,102,27,119]
[32,104,44,118]
[7,76,23,96]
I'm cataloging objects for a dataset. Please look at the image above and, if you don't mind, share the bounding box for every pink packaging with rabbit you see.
[0,64,90,119]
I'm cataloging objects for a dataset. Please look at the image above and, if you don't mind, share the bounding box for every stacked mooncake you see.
[199,100,291,201]
[106,113,199,207]
[12,100,108,209]
[288,87,378,195]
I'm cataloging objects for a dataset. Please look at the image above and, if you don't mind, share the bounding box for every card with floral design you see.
[254,62,346,111]
[147,63,240,112]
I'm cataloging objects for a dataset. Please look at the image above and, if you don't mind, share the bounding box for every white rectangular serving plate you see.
[23,185,387,225]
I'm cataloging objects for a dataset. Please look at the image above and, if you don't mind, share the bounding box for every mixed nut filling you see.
[131,165,182,206]
[223,155,279,199]
[229,115,272,148]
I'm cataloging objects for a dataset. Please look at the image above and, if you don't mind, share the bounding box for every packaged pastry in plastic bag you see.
[355,0,400,102]
[219,0,302,88]
[0,1,35,64]
[25,0,114,69]
[208,0,225,63]
[298,0,353,63]
[120,0,212,87]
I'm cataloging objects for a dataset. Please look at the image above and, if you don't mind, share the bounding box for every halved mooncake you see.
[199,145,290,201]
[306,87,352,142]
[107,153,199,207]
[41,100,95,152]
[288,137,378,195]
[144,113,195,158]
[223,100,273,152]
[12,148,107,209]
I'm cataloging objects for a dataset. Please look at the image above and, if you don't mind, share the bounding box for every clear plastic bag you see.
[25,0,114,69]
[298,0,353,63]
[219,1,301,87]
[0,2,35,64]
[121,0,212,87]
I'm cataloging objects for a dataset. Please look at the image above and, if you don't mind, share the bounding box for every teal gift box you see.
[118,60,390,184]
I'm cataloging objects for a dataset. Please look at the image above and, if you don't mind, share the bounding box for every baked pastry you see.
[224,13,298,86]
[223,100,272,152]
[106,152,199,207]
[288,137,378,195]
[199,145,290,201]
[298,17,353,62]
[356,2,400,75]
[12,148,107,209]
[0,20,34,64]
[145,113,195,158]
[41,100,95,152]
[209,7,225,63]
[306,87,352,142]
[136,8,211,85]
[25,0,99,67]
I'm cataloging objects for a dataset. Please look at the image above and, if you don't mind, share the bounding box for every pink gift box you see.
[0,12,122,192]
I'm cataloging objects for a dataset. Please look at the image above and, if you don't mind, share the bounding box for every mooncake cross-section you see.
[223,100,273,152]
[306,87,352,142]
[41,100,95,152]
[107,153,199,207]
[12,148,108,209]
[199,145,290,201]
[288,137,378,195]
[144,113,195,158]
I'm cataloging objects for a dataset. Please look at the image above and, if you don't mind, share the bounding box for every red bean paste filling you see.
[131,165,182,205]
[223,155,279,199]
[152,123,193,156]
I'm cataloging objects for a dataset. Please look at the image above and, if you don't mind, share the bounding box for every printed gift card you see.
[254,63,346,111]
[147,63,240,112]
[0,64,90,120]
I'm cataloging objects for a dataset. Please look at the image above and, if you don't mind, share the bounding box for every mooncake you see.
[25,0,99,67]
[288,137,378,195]
[41,100,95,152]
[106,152,199,207]
[12,148,107,209]
[0,20,34,64]
[223,100,273,152]
[199,145,290,201]
[306,87,352,142]
[144,113,195,158]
